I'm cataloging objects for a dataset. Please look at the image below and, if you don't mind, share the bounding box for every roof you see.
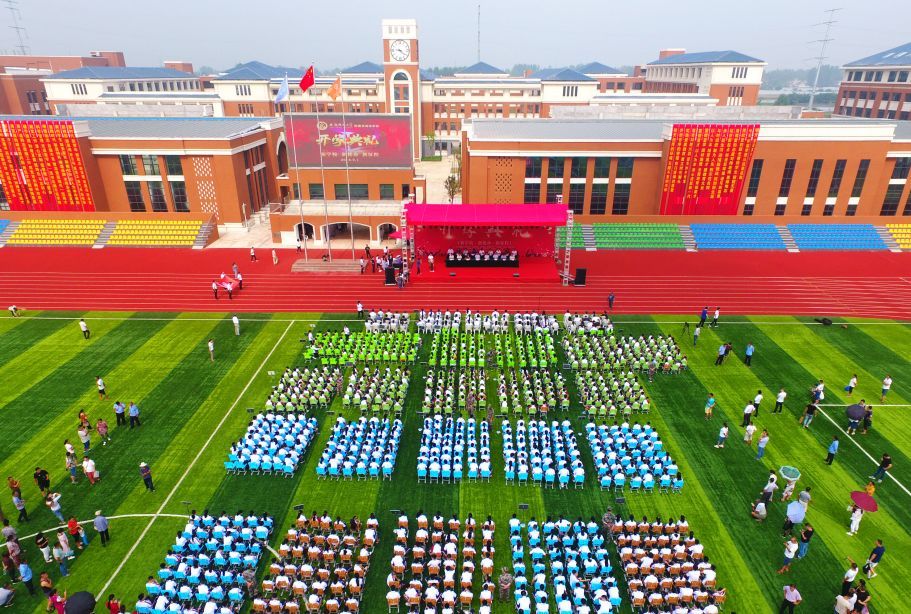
[578,62,624,75]
[44,66,196,80]
[456,62,507,75]
[648,51,764,65]
[531,68,596,82]
[845,42,911,67]
[341,61,383,74]
[213,61,303,81]
[406,204,568,227]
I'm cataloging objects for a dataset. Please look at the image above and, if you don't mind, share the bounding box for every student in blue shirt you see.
[825,435,839,465]
[744,343,755,367]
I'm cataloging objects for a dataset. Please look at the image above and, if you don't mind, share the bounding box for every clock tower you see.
[382,18,421,161]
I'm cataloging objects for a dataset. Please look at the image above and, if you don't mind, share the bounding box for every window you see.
[334,184,369,200]
[590,184,608,214]
[547,157,564,178]
[546,184,562,203]
[119,155,137,175]
[892,158,911,180]
[611,184,630,215]
[125,181,145,212]
[308,183,323,199]
[823,203,835,216]
[402,184,410,199]
[880,185,903,216]
[235,84,251,96]
[805,159,823,197]
[379,184,394,200]
[570,158,587,178]
[778,159,796,198]
[904,191,911,216]
[525,157,542,178]
[846,203,857,216]
[747,159,763,197]
[801,204,813,216]
[828,159,847,198]
[148,181,168,212]
[568,184,585,214]
[616,157,633,179]
[593,158,610,179]
[851,160,870,198]
[170,181,189,212]
[561,85,579,97]
[70,83,87,95]
[141,155,160,176]
[523,183,541,204]
[165,156,182,176]
[774,204,787,216]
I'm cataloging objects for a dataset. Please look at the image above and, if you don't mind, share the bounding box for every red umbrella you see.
[851,491,878,512]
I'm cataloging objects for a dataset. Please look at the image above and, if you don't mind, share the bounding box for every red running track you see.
[1,247,910,319]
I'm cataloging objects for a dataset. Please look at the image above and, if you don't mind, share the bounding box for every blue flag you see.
[274,75,290,104]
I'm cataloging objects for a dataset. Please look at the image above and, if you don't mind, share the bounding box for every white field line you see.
[0,513,188,550]
[94,320,295,599]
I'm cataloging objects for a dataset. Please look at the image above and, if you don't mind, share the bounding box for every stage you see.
[411,257,560,283]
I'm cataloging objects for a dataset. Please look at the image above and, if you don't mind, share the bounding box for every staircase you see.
[678,225,698,252]
[776,225,800,252]
[92,222,116,249]
[874,226,902,252]
[580,224,596,251]
[193,221,216,250]
[0,220,19,247]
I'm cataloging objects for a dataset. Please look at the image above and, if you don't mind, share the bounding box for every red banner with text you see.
[283,114,412,169]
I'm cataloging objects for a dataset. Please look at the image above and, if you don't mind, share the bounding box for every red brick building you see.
[834,42,911,120]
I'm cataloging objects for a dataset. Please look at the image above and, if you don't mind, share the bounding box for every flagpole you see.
[284,74,308,261]
[338,74,357,261]
[312,68,332,262]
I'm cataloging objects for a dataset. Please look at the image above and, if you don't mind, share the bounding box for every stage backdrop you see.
[283,114,412,169]
[659,123,759,215]
[414,225,556,258]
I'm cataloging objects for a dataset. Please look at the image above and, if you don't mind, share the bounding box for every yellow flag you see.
[327,77,342,101]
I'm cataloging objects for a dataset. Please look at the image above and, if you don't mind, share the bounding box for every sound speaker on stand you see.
[573,268,587,287]
[384,268,396,286]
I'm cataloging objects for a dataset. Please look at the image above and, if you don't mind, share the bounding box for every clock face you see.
[389,39,411,62]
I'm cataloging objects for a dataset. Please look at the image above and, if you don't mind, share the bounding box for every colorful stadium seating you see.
[886,223,911,249]
[787,224,887,250]
[5,219,105,246]
[107,219,203,247]
[690,224,785,250]
[591,224,685,249]
[0,220,9,235]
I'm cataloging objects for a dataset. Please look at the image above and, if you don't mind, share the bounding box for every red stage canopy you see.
[405,204,568,227]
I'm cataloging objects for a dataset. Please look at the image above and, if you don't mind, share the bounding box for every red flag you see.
[299,66,315,93]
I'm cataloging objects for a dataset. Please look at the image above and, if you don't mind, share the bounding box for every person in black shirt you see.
[797,524,814,559]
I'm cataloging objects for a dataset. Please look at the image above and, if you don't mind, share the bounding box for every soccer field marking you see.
[94,319,296,600]
[0,513,189,551]
[815,406,911,498]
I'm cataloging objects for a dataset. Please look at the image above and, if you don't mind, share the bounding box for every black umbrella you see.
[846,404,866,420]
[64,591,95,614]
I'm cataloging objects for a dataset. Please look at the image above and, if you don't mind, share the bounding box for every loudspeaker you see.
[449,272,456,277]
[573,268,587,286]
[512,273,520,278]
[384,268,396,286]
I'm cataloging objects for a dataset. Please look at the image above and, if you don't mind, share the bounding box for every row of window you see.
[433,103,541,115]
[839,106,910,120]
[731,66,749,79]
[125,180,188,212]
[120,154,182,177]
[525,157,633,180]
[432,89,541,97]
[845,70,910,83]
[648,66,704,80]
[523,182,630,214]
[105,80,199,94]
[296,183,411,201]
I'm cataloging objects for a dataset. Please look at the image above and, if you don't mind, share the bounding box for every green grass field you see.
[1,312,909,614]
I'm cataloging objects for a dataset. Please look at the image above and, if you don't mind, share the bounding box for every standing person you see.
[96,376,107,400]
[812,379,825,402]
[33,467,50,496]
[778,582,802,614]
[35,532,52,563]
[743,423,757,446]
[693,324,701,346]
[77,425,91,453]
[236,272,243,290]
[47,588,66,613]
[364,244,371,260]
[801,402,817,429]
[128,402,141,428]
[854,580,870,611]
[296,238,302,253]
[78,319,90,340]
[797,523,813,559]
[797,486,811,510]
[45,493,64,523]
[880,375,892,403]
[714,422,729,449]
[842,559,859,595]
[106,594,122,614]
[866,540,885,578]
[780,479,797,502]
[861,405,874,435]
[12,492,26,522]
[777,538,799,574]
[51,542,68,577]
[704,393,716,420]
[608,292,615,312]
[359,258,366,274]
[835,590,856,614]
[96,418,110,445]
[415,255,421,274]
[7,305,19,317]
[714,343,726,366]
[271,249,278,265]
[744,342,755,366]
[18,561,35,595]
[428,253,435,272]
[825,436,840,465]
[93,511,110,546]
[711,307,720,328]
[65,455,77,484]
[67,517,87,549]
[250,246,257,262]
[139,462,155,492]
[753,389,764,416]
[232,261,239,277]
[224,281,233,300]
[847,506,863,536]
[113,401,126,427]
[774,388,787,414]
[207,338,215,362]
[741,401,756,427]
[356,301,363,319]
[870,453,892,483]
[699,307,708,328]
[211,281,219,300]
[232,315,240,336]
[845,374,858,397]
[82,457,98,485]
[756,430,770,460]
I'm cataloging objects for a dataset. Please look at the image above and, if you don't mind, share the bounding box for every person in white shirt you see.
[846,374,858,397]
[232,315,240,336]
[741,402,755,427]
[753,390,764,416]
[774,388,787,413]
[881,375,893,402]
[207,339,215,362]
[743,423,757,445]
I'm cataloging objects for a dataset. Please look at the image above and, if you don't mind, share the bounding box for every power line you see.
[3,0,29,55]
[808,7,842,111]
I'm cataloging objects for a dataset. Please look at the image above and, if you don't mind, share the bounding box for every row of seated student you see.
[447,248,518,261]
[564,312,615,335]
[365,310,410,333]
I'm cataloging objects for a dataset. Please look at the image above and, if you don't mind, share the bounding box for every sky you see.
[6,0,910,71]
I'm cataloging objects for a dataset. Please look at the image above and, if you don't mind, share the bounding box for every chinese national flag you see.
[326,77,341,101]
[299,65,315,93]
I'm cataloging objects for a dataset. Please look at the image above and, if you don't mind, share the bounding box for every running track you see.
[1,247,910,318]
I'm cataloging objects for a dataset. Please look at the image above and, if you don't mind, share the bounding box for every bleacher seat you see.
[0,219,9,236]
[886,223,911,249]
[788,224,887,250]
[107,219,203,247]
[5,219,105,246]
[690,224,785,250]
[591,224,684,249]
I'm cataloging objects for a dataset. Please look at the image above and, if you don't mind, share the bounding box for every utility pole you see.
[808,7,841,111]
[3,0,29,55]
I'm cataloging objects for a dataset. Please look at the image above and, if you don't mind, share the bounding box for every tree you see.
[444,175,460,203]
[197,65,217,76]
[424,131,436,157]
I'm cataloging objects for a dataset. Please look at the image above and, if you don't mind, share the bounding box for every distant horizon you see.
[6,0,909,72]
